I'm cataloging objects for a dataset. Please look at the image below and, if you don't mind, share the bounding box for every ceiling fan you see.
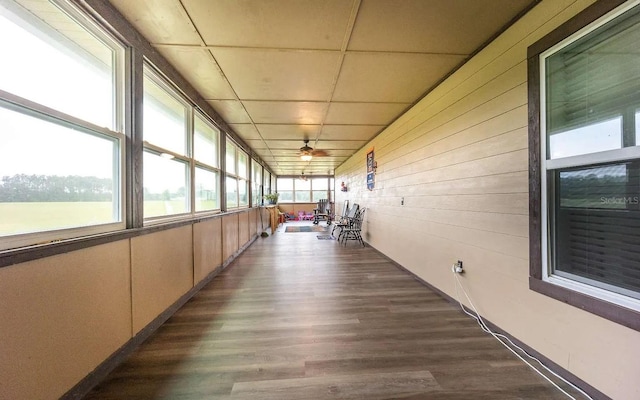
[299,139,329,161]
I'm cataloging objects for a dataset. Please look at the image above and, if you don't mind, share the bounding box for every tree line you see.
[0,174,113,202]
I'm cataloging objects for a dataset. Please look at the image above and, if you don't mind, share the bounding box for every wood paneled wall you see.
[0,209,257,400]
[335,1,640,399]
[276,203,317,216]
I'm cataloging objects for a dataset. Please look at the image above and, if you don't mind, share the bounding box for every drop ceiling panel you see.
[325,103,410,125]
[182,0,354,50]
[264,140,314,150]
[243,101,329,124]
[257,125,321,140]
[211,48,341,101]
[316,140,368,150]
[319,125,384,141]
[206,100,251,124]
[333,52,467,103]
[109,0,201,45]
[156,47,236,100]
[268,149,305,156]
[107,0,537,176]
[229,124,261,140]
[348,0,533,53]
[244,139,269,149]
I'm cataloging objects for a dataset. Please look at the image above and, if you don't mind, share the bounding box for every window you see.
[0,0,124,251]
[265,171,272,196]
[143,66,221,219]
[276,178,294,202]
[194,112,220,212]
[276,177,332,203]
[530,0,640,328]
[251,160,263,206]
[143,66,190,219]
[312,178,329,202]
[295,179,311,202]
[225,140,248,208]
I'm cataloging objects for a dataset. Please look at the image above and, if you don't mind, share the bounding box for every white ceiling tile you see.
[243,101,329,124]
[182,0,353,50]
[325,103,410,125]
[316,140,368,150]
[230,124,261,140]
[109,0,201,45]
[256,125,321,140]
[206,100,251,124]
[244,139,269,149]
[349,0,533,53]
[264,140,310,150]
[156,47,236,99]
[333,52,466,103]
[210,48,341,101]
[319,125,384,141]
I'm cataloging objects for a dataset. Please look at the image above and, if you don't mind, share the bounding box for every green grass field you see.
[1,200,220,235]
[0,202,115,235]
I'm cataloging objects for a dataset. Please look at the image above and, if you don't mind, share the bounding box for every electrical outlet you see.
[452,260,463,274]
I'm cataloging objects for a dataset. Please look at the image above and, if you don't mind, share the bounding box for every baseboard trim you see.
[366,244,610,400]
[61,234,258,400]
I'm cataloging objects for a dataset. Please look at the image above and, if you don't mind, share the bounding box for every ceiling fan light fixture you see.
[300,152,313,161]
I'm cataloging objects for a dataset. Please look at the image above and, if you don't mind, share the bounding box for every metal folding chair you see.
[339,207,366,246]
[332,202,358,238]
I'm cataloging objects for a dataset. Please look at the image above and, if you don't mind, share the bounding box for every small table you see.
[264,205,280,234]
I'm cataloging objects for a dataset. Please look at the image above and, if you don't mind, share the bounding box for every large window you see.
[225,141,248,208]
[143,66,221,219]
[0,0,124,250]
[194,113,220,212]
[276,177,332,203]
[143,67,190,218]
[265,171,272,196]
[530,0,640,327]
[251,160,263,206]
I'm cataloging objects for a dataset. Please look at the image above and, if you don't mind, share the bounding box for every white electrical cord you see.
[451,270,594,400]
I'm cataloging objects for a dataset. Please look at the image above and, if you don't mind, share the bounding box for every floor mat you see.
[316,235,335,240]
[285,225,328,232]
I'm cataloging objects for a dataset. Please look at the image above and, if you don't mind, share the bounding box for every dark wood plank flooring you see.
[85,224,583,399]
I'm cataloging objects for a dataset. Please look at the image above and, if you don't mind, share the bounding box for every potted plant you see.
[264,192,279,204]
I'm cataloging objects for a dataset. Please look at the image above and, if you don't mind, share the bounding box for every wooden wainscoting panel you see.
[222,213,240,263]
[194,218,223,283]
[131,226,194,334]
[238,210,250,248]
[0,240,131,400]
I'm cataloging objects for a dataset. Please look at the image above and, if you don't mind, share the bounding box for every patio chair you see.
[313,199,332,225]
[340,207,366,246]
[331,201,358,237]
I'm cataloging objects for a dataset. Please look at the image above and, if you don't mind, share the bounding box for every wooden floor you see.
[85,222,581,400]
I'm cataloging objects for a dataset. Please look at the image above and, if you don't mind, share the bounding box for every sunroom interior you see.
[1,0,639,399]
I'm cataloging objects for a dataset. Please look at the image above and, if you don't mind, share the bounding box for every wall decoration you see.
[366,148,375,190]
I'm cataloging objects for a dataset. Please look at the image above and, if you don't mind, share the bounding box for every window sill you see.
[529,277,640,332]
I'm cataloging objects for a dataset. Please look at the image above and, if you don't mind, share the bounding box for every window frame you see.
[0,0,126,251]
[224,140,249,209]
[193,110,221,213]
[528,0,640,331]
[142,63,193,221]
[276,176,332,203]
[251,159,263,207]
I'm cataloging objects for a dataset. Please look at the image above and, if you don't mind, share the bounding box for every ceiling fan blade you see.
[311,149,329,157]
